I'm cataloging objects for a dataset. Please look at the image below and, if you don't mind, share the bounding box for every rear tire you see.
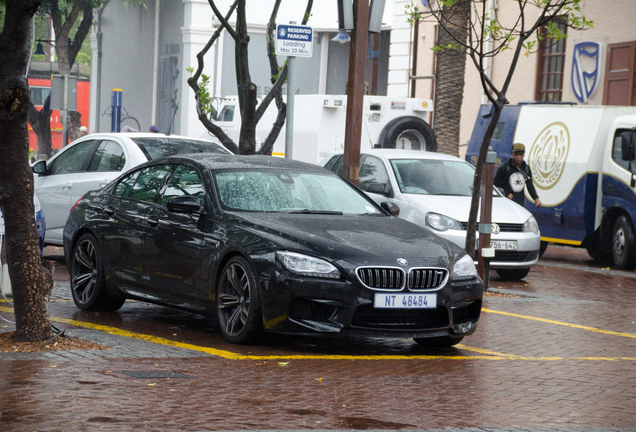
[414,335,464,347]
[496,268,530,281]
[71,233,125,312]
[611,215,636,270]
[379,117,437,152]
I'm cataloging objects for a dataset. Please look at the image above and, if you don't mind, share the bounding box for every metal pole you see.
[285,21,297,159]
[62,74,68,146]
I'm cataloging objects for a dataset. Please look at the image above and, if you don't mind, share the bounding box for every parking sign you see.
[276,24,313,57]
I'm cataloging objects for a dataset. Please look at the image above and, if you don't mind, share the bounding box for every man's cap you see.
[149,125,158,132]
[511,143,525,153]
[79,126,87,132]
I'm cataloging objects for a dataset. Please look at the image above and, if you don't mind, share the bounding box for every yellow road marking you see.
[1,305,635,361]
[483,308,636,339]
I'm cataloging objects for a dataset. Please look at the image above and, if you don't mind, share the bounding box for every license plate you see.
[374,293,437,309]
[490,240,518,250]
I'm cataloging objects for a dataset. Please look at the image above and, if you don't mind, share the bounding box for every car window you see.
[114,170,142,197]
[48,140,95,174]
[129,137,231,160]
[215,170,381,215]
[359,156,389,191]
[323,155,340,171]
[159,165,205,205]
[391,159,474,196]
[128,165,173,203]
[612,129,636,173]
[326,155,344,177]
[87,140,126,172]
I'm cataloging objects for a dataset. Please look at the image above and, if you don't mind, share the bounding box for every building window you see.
[535,20,568,102]
[30,87,51,107]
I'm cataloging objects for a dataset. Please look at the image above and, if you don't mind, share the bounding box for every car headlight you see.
[276,251,341,279]
[425,212,463,231]
[452,254,478,281]
[522,215,539,234]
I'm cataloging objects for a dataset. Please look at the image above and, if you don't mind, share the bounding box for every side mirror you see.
[166,196,202,213]
[32,160,47,175]
[364,182,390,196]
[621,131,635,161]
[381,202,400,217]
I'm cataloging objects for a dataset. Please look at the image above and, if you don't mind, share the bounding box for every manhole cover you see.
[115,371,192,379]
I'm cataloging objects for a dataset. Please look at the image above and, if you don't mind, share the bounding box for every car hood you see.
[400,194,533,224]
[226,212,464,268]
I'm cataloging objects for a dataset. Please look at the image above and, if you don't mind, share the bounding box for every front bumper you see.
[429,228,540,270]
[256,265,483,340]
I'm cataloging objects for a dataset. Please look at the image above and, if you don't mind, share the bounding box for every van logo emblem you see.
[572,42,602,104]
[492,223,500,234]
[397,258,408,266]
[529,121,570,191]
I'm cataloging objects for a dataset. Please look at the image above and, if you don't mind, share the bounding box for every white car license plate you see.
[374,293,437,309]
[490,240,518,250]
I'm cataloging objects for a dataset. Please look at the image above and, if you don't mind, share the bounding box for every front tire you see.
[496,268,530,281]
[216,256,263,344]
[71,233,125,312]
[611,215,636,270]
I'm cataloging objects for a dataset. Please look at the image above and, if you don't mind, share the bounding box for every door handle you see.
[146,216,159,227]
[62,184,72,191]
[103,206,115,216]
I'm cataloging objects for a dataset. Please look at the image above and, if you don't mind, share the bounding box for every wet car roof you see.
[164,154,330,173]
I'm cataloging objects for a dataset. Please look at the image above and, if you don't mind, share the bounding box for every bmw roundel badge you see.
[397,258,409,266]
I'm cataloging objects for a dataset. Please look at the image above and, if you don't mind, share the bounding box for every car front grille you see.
[356,267,447,291]
[357,267,404,290]
[461,222,524,232]
[351,304,449,329]
[408,269,448,290]
[493,251,530,262]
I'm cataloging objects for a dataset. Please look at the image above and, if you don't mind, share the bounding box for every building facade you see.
[409,0,636,150]
[90,0,395,140]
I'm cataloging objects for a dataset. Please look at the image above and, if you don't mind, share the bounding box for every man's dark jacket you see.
[493,158,539,206]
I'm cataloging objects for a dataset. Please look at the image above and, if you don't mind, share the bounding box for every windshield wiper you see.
[287,209,344,215]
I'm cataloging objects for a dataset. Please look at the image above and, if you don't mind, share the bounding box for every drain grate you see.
[115,370,192,379]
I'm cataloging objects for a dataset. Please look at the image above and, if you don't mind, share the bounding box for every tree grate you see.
[115,370,192,379]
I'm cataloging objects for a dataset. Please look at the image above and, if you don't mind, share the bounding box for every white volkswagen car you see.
[32,133,231,246]
[320,149,541,280]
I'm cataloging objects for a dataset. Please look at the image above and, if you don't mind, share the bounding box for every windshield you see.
[131,137,230,160]
[391,159,479,196]
[214,170,383,215]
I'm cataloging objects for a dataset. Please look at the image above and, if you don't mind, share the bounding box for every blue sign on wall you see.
[572,42,602,104]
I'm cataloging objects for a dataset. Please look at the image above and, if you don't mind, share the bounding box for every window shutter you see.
[603,41,636,106]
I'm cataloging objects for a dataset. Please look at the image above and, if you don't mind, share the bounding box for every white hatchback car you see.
[32,133,231,246]
[320,149,541,280]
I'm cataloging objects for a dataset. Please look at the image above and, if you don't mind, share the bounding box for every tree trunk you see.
[433,0,470,157]
[0,0,54,342]
[28,97,53,159]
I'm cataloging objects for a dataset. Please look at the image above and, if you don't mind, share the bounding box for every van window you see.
[218,105,235,122]
[612,129,636,173]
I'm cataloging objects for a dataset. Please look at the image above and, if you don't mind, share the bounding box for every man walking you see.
[494,143,542,208]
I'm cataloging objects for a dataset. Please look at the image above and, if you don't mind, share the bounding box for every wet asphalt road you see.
[0,245,635,432]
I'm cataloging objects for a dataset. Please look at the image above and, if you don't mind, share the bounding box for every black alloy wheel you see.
[71,233,125,312]
[216,256,263,344]
[612,215,636,270]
